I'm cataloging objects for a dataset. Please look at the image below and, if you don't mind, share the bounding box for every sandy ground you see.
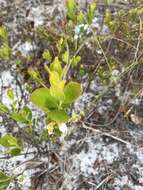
[0,0,143,190]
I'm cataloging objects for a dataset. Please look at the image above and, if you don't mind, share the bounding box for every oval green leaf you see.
[0,102,9,113]
[0,134,19,147]
[30,88,58,111]
[64,82,82,104]
[0,171,11,190]
[48,110,70,123]
[11,112,29,124]
[9,147,21,156]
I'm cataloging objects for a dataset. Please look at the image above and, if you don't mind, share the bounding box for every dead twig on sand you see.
[81,122,130,145]
[91,174,114,190]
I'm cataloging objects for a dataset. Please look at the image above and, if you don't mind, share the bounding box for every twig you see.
[82,122,130,145]
[0,151,36,160]
[0,148,60,160]
[94,174,113,190]
[37,165,59,178]
[85,105,121,126]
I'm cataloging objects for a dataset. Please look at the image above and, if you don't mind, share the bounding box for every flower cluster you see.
[74,24,90,39]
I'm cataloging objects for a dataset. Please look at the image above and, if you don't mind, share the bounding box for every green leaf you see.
[9,147,21,156]
[105,9,112,24]
[42,50,51,61]
[7,88,14,100]
[18,175,24,183]
[66,0,77,21]
[72,55,81,66]
[0,46,11,60]
[0,134,21,156]
[31,88,58,111]
[64,82,82,104]
[49,71,61,86]
[15,59,22,65]
[77,11,84,24]
[20,106,32,121]
[0,171,11,190]
[0,134,19,147]
[49,71,65,101]
[0,102,9,113]
[48,110,70,123]
[28,68,39,80]
[62,51,69,64]
[0,26,11,61]
[0,26,8,41]
[50,57,62,76]
[50,84,65,101]
[56,38,64,53]
[86,2,96,24]
[11,112,28,124]
[11,106,32,124]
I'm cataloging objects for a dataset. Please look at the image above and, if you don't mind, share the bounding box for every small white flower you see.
[59,123,68,142]
[59,123,67,134]
[111,69,120,76]
[84,24,88,31]
[74,26,81,35]
[92,17,98,24]
[79,24,84,28]
[74,34,79,40]
[92,17,100,29]
[86,28,91,34]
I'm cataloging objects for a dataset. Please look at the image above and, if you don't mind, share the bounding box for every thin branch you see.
[94,174,113,190]
[82,122,130,145]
